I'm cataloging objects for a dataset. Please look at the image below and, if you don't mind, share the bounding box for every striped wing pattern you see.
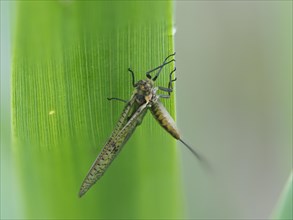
[79,100,148,197]
[109,94,136,139]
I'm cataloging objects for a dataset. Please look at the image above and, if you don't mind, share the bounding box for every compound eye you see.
[136,95,146,104]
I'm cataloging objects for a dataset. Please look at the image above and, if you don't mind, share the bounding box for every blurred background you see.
[1,1,292,219]
[175,1,292,219]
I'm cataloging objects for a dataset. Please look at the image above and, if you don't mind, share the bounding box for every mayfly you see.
[79,53,205,197]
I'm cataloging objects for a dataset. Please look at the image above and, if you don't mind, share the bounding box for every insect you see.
[79,53,205,197]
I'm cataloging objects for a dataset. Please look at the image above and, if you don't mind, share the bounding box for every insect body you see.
[79,53,204,197]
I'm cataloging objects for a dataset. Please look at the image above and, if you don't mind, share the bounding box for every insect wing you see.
[79,102,148,197]
[109,94,136,139]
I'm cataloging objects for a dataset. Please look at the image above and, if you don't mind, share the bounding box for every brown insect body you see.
[79,79,157,197]
[79,53,206,197]
[135,78,180,140]
[150,100,180,140]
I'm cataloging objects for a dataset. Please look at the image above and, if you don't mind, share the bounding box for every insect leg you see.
[157,68,177,95]
[158,94,170,99]
[158,86,173,93]
[128,68,136,87]
[107,97,128,103]
[167,68,177,95]
[146,52,176,79]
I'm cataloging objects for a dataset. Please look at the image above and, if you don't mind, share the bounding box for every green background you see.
[3,1,183,219]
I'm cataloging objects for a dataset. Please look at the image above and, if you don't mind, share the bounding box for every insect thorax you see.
[135,79,157,105]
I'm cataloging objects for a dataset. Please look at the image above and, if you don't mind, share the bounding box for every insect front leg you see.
[128,68,136,87]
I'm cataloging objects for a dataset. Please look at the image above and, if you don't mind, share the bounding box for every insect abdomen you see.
[150,100,180,139]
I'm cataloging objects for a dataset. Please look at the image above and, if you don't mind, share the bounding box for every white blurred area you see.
[175,1,292,219]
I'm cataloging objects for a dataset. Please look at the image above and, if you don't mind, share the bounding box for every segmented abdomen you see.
[150,100,180,139]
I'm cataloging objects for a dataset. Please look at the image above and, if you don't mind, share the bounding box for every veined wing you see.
[109,93,137,139]
[79,101,148,197]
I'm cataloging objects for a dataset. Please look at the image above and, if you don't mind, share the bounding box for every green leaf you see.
[12,1,183,218]
[271,171,293,220]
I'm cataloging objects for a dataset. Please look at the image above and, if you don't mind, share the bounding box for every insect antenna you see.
[146,59,175,80]
[146,52,176,80]
[153,53,176,81]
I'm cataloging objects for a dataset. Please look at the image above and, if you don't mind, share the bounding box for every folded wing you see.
[79,101,148,197]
